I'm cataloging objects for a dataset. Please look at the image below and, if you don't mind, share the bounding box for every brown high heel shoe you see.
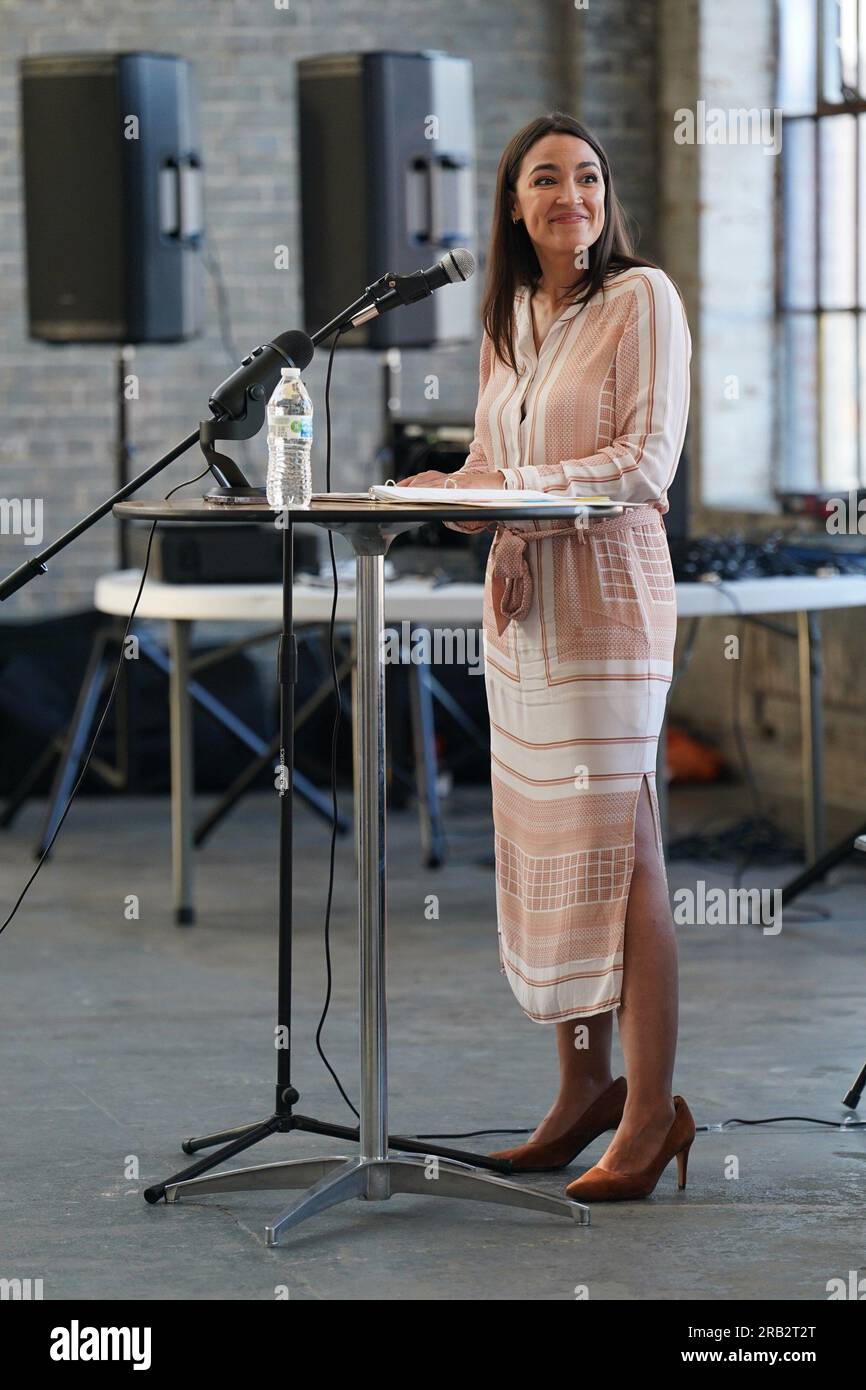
[564,1094,696,1202]
[489,1077,627,1173]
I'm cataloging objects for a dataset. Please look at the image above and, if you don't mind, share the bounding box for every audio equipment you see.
[383,416,489,570]
[20,51,203,343]
[126,522,320,584]
[669,531,866,582]
[664,446,689,541]
[297,50,477,349]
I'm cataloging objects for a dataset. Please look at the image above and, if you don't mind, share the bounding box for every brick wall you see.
[567,0,661,264]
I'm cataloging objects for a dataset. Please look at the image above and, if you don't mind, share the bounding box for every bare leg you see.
[594,776,678,1172]
[523,1009,615,1146]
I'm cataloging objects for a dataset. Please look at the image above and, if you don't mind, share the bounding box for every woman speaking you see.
[403,112,695,1204]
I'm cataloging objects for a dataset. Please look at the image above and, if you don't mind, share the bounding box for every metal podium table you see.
[115,495,623,1244]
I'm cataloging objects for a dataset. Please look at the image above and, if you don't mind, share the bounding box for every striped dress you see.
[447,266,691,1022]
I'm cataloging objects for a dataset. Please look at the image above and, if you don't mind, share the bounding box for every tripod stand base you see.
[142,1095,519,1205]
[781,820,866,905]
[163,1153,589,1245]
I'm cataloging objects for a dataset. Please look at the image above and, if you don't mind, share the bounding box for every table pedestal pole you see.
[163,526,588,1241]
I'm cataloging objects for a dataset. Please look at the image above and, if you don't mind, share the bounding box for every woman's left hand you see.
[401,469,506,489]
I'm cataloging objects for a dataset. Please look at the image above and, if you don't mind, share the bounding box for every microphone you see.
[203,252,473,490]
[207,329,315,421]
[348,248,475,326]
[200,329,315,493]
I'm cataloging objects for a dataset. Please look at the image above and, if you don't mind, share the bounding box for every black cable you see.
[202,243,255,475]
[311,326,359,1120]
[415,1112,866,1141]
[711,1114,865,1128]
[0,464,212,938]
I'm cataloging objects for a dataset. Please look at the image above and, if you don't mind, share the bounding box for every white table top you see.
[95,568,866,624]
[95,569,487,624]
[675,573,866,616]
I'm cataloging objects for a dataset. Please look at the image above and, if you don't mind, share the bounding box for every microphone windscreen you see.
[272,330,315,371]
[446,248,476,283]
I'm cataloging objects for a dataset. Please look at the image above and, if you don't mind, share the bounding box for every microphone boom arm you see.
[0,248,475,598]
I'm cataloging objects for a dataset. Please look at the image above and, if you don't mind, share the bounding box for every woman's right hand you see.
[400,470,453,487]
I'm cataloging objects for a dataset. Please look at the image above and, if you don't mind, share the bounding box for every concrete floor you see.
[1,785,864,1301]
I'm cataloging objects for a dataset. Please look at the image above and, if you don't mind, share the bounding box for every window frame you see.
[776,0,866,495]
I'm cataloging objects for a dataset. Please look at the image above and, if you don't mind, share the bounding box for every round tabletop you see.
[113,496,625,527]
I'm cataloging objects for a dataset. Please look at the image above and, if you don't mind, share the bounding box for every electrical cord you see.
[310,324,360,1120]
[0,465,212,937]
[202,243,255,476]
[415,1111,866,1141]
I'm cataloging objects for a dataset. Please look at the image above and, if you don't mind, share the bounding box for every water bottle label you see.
[289,418,313,441]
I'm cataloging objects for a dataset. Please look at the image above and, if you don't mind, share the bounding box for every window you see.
[778,0,865,492]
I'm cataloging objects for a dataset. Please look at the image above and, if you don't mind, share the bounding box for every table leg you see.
[354,554,389,1173]
[407,627,445,869]
[797,611,824,863]
[169,620,194,926]
[350,625,361,874]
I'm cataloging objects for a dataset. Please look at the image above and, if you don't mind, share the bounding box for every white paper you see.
[368,484,615,507]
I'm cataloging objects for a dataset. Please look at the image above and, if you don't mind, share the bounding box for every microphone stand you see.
[0,265,428,598]
[1,260,469,597]
[0,272,512,1187]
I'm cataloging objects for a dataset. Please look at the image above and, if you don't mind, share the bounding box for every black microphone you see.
[199,329,315,493]
[348,248,476,326]
[207,329,315,421]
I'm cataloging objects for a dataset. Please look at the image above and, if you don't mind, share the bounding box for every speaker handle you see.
[406,156,431,245]
[178,155,203,243]
[158,155,203,244]
[428,154,471,249]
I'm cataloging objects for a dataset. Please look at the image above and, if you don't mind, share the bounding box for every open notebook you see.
[366,484,616,507]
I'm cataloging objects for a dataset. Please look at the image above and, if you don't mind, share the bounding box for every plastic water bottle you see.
[266,367,313,508]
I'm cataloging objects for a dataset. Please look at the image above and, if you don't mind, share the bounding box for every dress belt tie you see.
[488,503,660,637]
[490,521,587,637]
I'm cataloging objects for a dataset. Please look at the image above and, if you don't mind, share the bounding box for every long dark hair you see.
[481,112,657,374]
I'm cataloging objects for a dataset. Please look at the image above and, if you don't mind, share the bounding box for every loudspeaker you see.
[20,51,203,344]
[298,50,477,349]
[663,447,690,542]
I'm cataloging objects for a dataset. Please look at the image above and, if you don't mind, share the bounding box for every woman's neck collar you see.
[532,271,588,305]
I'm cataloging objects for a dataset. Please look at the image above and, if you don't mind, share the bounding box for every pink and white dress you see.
[447,265,692,1022]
